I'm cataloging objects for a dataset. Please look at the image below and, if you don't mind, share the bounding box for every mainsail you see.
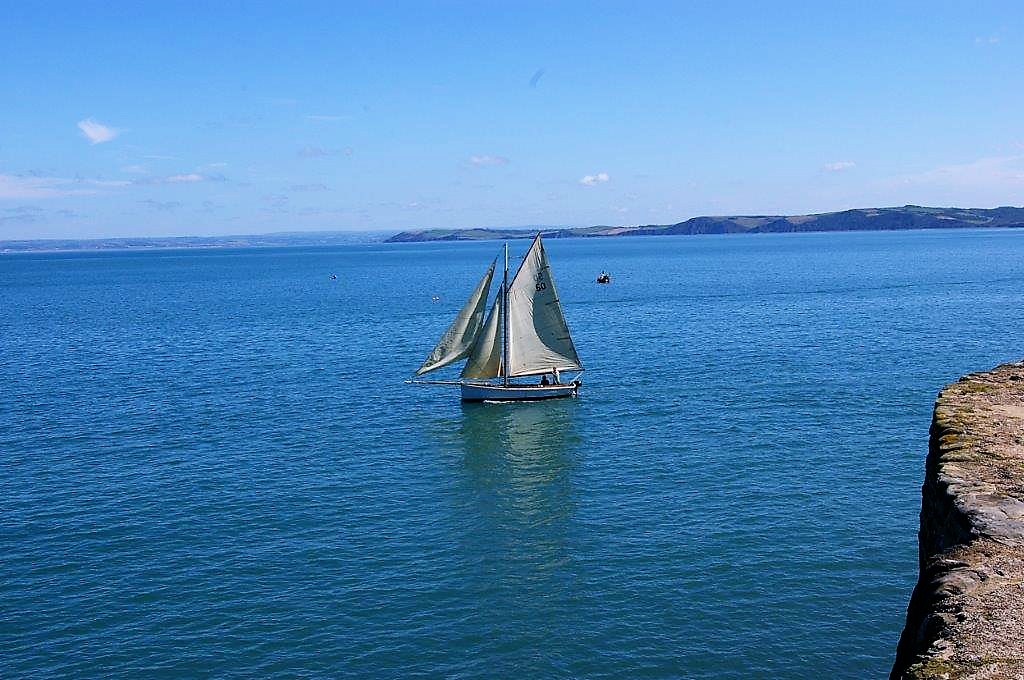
[460,287,503,379]
[414,261,495,376]
[505,235,583,377]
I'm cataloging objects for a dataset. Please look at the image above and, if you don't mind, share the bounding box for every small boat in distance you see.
[596,271,611,284]
[407,234,583,401]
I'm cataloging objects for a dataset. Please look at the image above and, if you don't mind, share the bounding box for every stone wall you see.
[891,362,1024,679]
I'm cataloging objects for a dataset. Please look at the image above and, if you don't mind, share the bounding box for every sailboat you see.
[408,234,584,401]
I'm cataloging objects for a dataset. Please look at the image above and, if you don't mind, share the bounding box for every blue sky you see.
[1,1,1022,239]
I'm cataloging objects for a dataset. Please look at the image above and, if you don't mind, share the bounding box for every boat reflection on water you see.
[459,400,579,487]
[454,399,582,566]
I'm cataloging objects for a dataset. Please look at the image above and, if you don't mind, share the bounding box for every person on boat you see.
[540,374,550,386]
[552,368,560,385]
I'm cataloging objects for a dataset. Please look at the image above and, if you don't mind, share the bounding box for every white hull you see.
[460,381,579,402]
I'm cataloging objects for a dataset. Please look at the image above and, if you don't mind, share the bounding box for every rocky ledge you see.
[892,362,1024,679]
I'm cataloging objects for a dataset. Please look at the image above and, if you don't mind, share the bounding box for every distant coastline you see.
[5,205,1024,253]
[0,231,389,254]
[386,205,1024,242]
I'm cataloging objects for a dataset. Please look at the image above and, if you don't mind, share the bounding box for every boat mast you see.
[502,242,509,386]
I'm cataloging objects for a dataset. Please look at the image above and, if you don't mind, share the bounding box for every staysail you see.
[460,286,503,379]
[414,261,495,376]
[505,235,583,377]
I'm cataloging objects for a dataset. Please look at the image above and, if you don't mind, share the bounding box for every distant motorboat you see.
[596,271,611,284]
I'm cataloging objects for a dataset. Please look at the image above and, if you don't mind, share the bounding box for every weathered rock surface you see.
[892,362,1024,679]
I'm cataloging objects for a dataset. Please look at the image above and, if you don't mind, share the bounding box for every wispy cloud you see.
[0,206,86,225]
[305,114,349,122]
[0,175,73,199]
[2,169,227,195]
[299,146,330,158]
[289,183,330,191]
[975,36,1001,45]
[469,154,509,167]
[131,172,224,185]
[202,115,260,131]
[164,173,205,183]
[579,172,610,186]
[898,155,1024,188]
[4,205,44,215]
[1,205,45,223]
[0,173,127,199]
[139,199,183,212]
[298,145,353,158]
[262,194,290,208]
[77,119,118,144]
[824,160,856,172]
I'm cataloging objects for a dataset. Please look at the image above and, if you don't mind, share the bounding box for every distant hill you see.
[8,206,1024,253]
[385,206,1024,242]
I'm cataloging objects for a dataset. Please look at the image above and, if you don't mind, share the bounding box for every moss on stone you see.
[939,433,961,448]
[959,381,998,394]
[904,657,957,679]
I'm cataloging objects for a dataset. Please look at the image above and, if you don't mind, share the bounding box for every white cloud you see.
[132,172,222,185]
[899,155,1024,188]
[824,161,856,172]
[0,174,127,199]
[140,199,182,212]
[0,175,71,199]
[306,114,349,121]
[469,154,509,167]
[579,172,610,186]
[975,36,1000,45]
[1,168,220,194]
[865,155,1024,207]
[77,119,118,144]
[1,205,45,223]
[298,145,352,158]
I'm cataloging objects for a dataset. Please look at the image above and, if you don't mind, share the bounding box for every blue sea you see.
[3,229,1024,678]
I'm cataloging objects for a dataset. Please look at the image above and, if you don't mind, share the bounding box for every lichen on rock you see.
[891,361,1024,679]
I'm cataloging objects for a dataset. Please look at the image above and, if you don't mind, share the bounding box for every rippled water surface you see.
[4,229,1024,678]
